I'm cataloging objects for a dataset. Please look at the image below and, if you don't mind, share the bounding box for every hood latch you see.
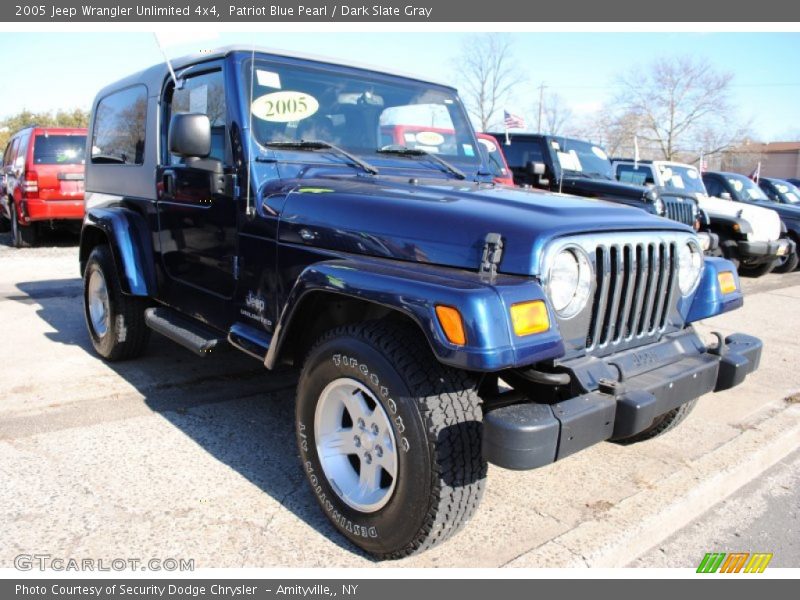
[480,232,504,279]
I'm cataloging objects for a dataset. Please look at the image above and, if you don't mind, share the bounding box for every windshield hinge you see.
[233,256,240,280]
[480,233,504,279]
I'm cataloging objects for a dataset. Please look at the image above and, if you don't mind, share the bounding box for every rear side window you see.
[92,85,147,165]
[33,135,86,165]
[3,138,18,167]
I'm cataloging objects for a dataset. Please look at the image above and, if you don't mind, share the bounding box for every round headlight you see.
[547,248,592,318]
[677,240,703,295]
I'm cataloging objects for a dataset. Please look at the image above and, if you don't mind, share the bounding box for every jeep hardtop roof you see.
[94,44,452,101]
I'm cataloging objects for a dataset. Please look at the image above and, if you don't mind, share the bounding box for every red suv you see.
[1,127,86,247]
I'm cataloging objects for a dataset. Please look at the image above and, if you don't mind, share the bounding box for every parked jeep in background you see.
[1,127,86,247]
[702,171,798,274]
[611,160,796,275]
[491,133,718,252]
[79,47,762,558]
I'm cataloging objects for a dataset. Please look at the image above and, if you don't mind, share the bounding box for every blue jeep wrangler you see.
[79,46,762,558]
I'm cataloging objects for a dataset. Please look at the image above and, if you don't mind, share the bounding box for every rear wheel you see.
[296,320,487,559]
[10,202,37,248]
[83,244,150,361]
[614,399,698,445]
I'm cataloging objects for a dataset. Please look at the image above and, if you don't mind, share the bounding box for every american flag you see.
[504,110,525,129]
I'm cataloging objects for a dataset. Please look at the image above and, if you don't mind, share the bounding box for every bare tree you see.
[454,34,525,131]
[609,55,743,161]
[534,91,574,136]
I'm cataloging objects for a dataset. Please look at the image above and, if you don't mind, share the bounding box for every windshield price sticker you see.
[415,131,445,146]
[251,91,319,123]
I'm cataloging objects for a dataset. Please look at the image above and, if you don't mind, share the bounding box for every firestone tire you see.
[613,399,698,445]
[295,320,487,559]
[83,244,150,361]
[10,202,37,248]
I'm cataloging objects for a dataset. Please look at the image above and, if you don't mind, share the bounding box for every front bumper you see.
[483,328,762,470]
[737,238,795,264]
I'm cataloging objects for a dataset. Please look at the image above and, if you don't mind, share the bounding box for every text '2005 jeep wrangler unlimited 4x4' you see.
[79,47,762,559]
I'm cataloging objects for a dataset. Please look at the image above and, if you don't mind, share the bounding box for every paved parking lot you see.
[1,230,799,568]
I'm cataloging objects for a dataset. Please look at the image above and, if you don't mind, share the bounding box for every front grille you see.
[586,240,677,350]
[663,198,695,225]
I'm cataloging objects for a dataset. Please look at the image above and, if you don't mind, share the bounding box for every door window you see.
[168,70,227,165]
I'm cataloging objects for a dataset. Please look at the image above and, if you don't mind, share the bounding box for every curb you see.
[504,402,800,567]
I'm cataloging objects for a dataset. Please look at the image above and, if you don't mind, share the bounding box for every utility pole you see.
[537,82,546,134]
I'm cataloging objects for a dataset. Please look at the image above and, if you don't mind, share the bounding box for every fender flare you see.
[264,258,564,372]
[708,213,752,237]
[79,207,157,297]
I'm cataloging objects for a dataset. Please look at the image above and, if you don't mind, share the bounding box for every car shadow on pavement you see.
[12,278,375,562]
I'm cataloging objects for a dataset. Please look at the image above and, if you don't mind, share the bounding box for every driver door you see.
[157,66,238,300]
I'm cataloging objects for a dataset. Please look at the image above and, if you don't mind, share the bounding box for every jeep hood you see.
[276,175,690,277]
[697,194,781,241]
[559,176,647,202]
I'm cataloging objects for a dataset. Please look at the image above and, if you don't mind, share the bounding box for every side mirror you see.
[169,113,211,158]
[526,161,546,176]
[719,192,732,200]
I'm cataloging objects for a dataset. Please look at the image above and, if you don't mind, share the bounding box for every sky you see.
[0,31,798,141]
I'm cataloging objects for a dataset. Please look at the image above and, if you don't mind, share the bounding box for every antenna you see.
[152,33,179,88]
[245,45,256,217]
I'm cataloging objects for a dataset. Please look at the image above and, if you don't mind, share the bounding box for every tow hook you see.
[708,331,727,357]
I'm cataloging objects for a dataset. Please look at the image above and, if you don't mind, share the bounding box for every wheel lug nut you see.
[354,436,361,448]
[357,418,366,430]
[375,445,383,458]
[364,453,372,464]
[371,423,379,435]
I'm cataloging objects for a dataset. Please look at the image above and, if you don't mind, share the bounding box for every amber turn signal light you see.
[435,305,466,346]
[718,271,737,294]
[510,300,550,336]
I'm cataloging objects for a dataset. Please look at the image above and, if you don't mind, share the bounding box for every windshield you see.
[657,164,707,195]
[244,59,481,170]
[33,134,86,165]
[726,174,770,202]
[773,180,800,204]
[553,138,613,179]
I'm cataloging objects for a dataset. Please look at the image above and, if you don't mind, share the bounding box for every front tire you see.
[739,260,775,278]
[773,249,799,274]
[83,244,150,361]
[296,320,487,559]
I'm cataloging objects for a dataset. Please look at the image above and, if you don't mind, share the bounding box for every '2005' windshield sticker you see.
[415,131,445,146]
[728,179,744,193]
[251,91,319,123]
[686,168,699,179]
[591,146,608,160]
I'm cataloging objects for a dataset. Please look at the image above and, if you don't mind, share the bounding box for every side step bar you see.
[144,307,223,357]
[228,323,272,361]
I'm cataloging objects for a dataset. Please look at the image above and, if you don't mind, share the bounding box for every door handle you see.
[162,171,176,197]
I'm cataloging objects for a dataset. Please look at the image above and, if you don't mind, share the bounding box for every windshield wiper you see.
[263,140,378,175]
[377,146,466,180]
